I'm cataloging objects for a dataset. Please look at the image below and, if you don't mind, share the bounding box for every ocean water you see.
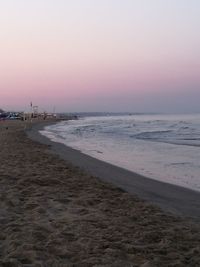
[40,114,200,192]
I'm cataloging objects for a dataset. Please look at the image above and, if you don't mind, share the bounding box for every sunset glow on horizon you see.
[1,0,200,113]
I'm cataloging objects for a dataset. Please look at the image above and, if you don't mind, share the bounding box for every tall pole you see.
[30,101,33,122]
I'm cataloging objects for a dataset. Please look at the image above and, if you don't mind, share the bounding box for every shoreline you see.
[27,121,200,222]
[1,119,200,265]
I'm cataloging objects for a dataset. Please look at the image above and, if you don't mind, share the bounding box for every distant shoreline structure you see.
[0,108,78,121]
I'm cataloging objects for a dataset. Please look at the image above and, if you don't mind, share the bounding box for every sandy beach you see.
[0,120,200,266]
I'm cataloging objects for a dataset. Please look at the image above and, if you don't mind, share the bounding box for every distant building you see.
[0,109,7,120]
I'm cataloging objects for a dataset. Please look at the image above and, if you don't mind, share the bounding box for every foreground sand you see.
[0,121,200,266]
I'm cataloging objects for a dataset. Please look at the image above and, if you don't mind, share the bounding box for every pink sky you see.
[1,1,200,113]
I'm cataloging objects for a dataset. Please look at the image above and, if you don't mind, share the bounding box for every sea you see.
[40,113,200,192]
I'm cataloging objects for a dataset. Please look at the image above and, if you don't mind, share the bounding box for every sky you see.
[0,0,200,113]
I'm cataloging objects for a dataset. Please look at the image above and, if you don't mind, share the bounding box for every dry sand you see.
[0,120,200,266]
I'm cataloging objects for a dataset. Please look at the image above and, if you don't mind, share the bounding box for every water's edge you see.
[26,121,200,222]
[41,115,200,192]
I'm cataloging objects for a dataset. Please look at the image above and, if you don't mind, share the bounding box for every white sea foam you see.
[40,114,200,192]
